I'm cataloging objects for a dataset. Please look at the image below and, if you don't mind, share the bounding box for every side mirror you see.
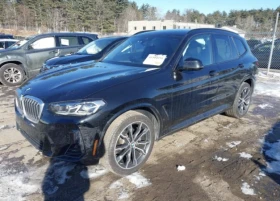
[27,44,33,50]
[179,58,203,71]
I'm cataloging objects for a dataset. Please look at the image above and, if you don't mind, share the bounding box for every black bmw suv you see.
[15,29,258,176]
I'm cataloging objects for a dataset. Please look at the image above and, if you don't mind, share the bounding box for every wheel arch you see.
[242,76,256,91]
[102,103,162,141]
[0,61,27,76]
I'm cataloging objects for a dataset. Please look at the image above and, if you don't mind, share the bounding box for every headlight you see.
[49,100,106,116]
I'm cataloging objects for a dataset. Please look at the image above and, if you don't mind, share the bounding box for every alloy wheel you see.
[3,67,22,84]
[114,122,152,170]
[238,87,251,115]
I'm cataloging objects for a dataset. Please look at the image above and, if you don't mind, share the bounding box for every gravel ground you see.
[0,72,279,201]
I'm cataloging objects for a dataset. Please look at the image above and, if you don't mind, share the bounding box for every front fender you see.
[101,101,163,139]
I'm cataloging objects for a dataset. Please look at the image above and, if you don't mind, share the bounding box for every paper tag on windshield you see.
[143,54,167,66]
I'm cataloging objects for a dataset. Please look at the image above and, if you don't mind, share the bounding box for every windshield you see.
[8,38,30,49]
[103,34,183,67]
[78,38,117,55]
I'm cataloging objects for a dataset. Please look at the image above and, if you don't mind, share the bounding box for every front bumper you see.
[16,111,103,161]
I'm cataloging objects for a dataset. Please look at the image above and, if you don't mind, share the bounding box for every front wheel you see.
[0,63,25,86]
[225,82,252,118]
[101,111,155,176]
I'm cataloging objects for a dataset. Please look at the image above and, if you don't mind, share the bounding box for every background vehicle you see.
[15,29,258,176]
[0,32,98,86]
[251,41,280,69]
[0,39,19,50]
[246,39,262,50]
[0,34,14,39]
[41,36,127,72]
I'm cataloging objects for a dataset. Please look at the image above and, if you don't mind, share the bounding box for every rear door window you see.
[58,36,79,47]
[213,35,237,63]
[7,41,16,47]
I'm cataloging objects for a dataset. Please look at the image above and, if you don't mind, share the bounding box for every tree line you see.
[0,0,279,34]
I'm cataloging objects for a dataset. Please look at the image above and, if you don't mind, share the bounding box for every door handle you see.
[209,70,218,77]
[238,64,244,68]
[49,50,57,53]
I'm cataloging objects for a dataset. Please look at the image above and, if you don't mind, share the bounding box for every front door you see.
[25,36,57,77]
[171,34,220,128]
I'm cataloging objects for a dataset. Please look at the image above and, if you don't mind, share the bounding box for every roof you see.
[221,26,246,34]
[30,32,98,38]
[0,39,18,42]
[134,28,240,37]
[100,36,128,39]
[134,29,191,37]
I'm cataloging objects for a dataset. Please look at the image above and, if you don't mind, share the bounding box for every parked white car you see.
[0,39,19,49]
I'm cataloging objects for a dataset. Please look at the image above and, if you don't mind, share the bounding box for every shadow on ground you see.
[42,159,98,201]
[253,121,280,185]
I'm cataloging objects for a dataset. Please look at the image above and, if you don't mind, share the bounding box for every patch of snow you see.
[118,191,129,199]
[126,172,151,189]
[259,171,266,177]
[80,165,108,179]
[0,125,15,130]
[226,141,241,148]
[0,173,39,200]
[258,104,273,109]
[241,182,256,195]
[109,180,123,189]
[214,155,229,162]
[0,145,8,151]
[254,171,266,181]
[176,165,186,171]
[223,123,232,129]
[239,152,253,159]
[254,81,280,98]
[204,139,209,143]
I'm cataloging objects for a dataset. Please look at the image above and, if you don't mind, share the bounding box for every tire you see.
[101,110,155,176]
[0,63,25,86]
[225,82,252,118]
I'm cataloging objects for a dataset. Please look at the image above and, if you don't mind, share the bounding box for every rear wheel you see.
[0,63,25,86]
[101,110,155,176]
[225,82,252,118]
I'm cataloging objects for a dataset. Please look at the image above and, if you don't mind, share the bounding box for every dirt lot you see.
[0,72,280,201]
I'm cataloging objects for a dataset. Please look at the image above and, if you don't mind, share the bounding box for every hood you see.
[0,48,18,55]
[45,53,101,66]
[18,62,159,103]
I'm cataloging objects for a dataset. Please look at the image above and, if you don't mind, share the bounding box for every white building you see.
[128,20,215,34]
[221,25,246,37]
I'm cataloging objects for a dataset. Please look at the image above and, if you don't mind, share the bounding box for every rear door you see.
[56,35,81,56]
[25,36,57,77]
[212,34,245,108]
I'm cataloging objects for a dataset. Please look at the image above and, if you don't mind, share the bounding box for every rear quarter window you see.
[58,36,79,47]
[82,37,92,45]
[233,37,247,55]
